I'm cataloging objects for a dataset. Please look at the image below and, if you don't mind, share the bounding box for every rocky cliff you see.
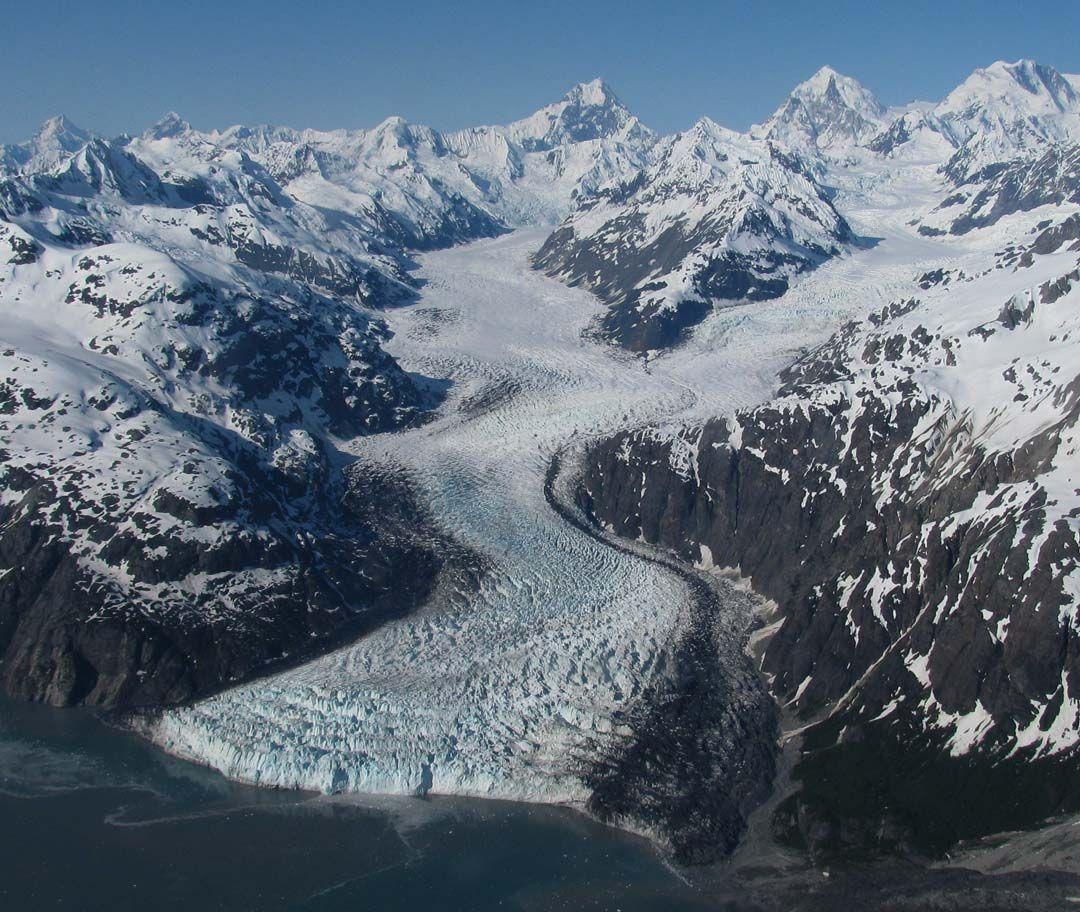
[577,216,1080,857]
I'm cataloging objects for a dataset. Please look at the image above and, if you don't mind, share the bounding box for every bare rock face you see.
[577,220,1080,858]
[936,144,1080,235]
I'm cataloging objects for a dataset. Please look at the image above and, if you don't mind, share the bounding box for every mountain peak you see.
[930,58,1080,181]
[509,78,647,152]
[32,114,90,147]
[145,111,192,140]
[936,59,1080,135]
[20,114,94,173]
[684,115,743,145]
[986,57,1050,80]
[565,78,619,107]
[374,114,409,133]
[791,66,884,114]
[999,59,1078,106]
[759,66,885,150]
[950,59,1078,104]
[805,65,843,87]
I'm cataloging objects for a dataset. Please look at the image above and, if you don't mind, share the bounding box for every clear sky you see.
[3,0,1079,144]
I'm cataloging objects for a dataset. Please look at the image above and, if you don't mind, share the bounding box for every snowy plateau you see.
[3,60,1080,863]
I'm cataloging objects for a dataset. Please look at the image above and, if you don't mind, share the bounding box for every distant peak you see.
[34,114,87,140]
[988,57,1038,74]
[947,58,1078,109]
[794,65,875,100]
[374,114,409,132]
[972,58,1060,84]
[565,78,620,108]
[687,115,737,139]
[28,114,92,158]
[39,114,68,131]
[1002,59,1073,95]
[145,111,192,139]
[809,65,842,83]
[508,77,645,151]
[759,65,886,149]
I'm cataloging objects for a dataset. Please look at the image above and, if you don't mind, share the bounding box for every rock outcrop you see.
[577,219,1080,857]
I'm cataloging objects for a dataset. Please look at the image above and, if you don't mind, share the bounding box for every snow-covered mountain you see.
[530,59,1080,352]
[0,80,662,706]
[920,142,1080,235]
[858,59,1080,188]
[0,128,450,706]
[755,65,889,151]
[564,60,1080,859]
[581,211,1080,855]
[534,119,852,350]
[209,78,657,239]
[934,59,1080,182]
[0,114,95,176]
[4,59,1080,869]
[504,78,649,151]
[752,58,1080,178]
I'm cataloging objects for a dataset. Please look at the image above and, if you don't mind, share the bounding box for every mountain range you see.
[2,58,1080,870]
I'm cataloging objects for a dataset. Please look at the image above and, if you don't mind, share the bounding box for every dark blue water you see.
[0,697,720,911]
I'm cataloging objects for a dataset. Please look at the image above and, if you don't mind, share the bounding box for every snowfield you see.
[147,208,1005,804]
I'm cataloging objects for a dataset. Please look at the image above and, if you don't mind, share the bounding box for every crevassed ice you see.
[150,204,987,802]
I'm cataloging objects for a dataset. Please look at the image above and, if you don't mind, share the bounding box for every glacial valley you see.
[2,59,1080,877]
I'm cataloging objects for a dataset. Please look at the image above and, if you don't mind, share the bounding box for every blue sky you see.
[2,0,1078,144]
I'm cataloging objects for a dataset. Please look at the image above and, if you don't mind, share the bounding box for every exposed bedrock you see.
[0,459,461,710]
[577,363,1080,859]
[546,451,778,864]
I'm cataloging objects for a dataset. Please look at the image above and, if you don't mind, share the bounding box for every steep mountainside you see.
[0,128,457,708]
[920,142,1080,235]
[578,213,1080,856]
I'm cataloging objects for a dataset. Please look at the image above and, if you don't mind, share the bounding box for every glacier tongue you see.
[150,229,698,803]
[147,212,950,806]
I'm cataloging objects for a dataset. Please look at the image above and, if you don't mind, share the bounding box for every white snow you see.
[149,218,930,799]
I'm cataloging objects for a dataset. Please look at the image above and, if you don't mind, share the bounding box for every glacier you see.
[147,195,985,807]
